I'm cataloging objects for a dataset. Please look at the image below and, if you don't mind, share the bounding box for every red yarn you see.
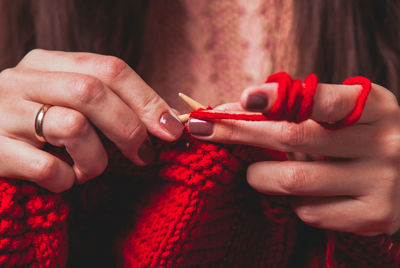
[265,72,318,122]
[122,134,298,267]
[319,76,371,129]
[190,72,371,130]
[0,179,68,267]
[0,72,395,268]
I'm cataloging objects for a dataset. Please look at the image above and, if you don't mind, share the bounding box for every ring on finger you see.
[34,104,52,143]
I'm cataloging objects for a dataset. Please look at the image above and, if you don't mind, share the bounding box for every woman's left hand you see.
[188,81,400,236]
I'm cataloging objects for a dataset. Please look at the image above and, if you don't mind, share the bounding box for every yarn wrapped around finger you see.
[189,72,371,130]
[0,72,394,268]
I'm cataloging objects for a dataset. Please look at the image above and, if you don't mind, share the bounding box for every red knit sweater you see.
[1,136,400,267]
[0,73,399,267]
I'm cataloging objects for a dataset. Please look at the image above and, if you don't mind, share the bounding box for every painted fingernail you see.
[188,119,214,136]
[245,94,268,110]
[160,112,184,137]
[138,139,156,164]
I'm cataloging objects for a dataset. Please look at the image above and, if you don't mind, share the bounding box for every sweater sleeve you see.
[325,231,400,267]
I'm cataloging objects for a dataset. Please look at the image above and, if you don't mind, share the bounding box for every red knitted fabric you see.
[0,179,68,267]
[0,73,398,267]
[122,135,300,267]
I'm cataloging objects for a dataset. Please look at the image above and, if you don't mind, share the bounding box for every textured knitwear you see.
[0,73,399,267]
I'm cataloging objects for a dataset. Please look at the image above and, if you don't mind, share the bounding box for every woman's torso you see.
[137,0,296,112]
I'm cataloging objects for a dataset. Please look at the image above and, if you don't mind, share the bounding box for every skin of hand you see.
[188,81,400,236]
[0,49,184,193]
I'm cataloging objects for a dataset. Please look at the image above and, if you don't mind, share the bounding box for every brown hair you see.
[1,0,399,96]
[0,0,148,69]
[293,0,400,97]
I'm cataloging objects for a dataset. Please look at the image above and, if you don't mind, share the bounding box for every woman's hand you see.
[0,49,183,192]
[188,81,400,236]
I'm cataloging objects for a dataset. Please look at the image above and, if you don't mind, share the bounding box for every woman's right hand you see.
[0,49,184,193]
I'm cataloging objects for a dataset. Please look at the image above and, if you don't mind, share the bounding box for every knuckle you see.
[378,127,400,158]
[383,90,399,107]
[72,75,105,105]
[223,121,242,142]
[279,165,308,194]
[95,55,128,80]
[23,49,44,61]
[79,158,108,182]
[322,89,346,122]
[279,123,306,149]
[369,203,397,233]
[374,84,399,112]
[137,92,167,120]
[33,156,59,182]
[380,164,398,187]
[19,49,49,67]
[295,206,320,226]
[140,91,163,111]
[117,122,146,145]
[61,111,90,139]
[0,67,16,81]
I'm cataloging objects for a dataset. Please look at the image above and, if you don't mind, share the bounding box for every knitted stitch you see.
[0,179,68,267]
[122,135,300,267]
[0,72,397,267]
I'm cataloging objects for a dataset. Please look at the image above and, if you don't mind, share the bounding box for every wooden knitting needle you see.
[178,93,206,123]
[178,113,190,123]
[178,93,206,110]
[177,93,296,161]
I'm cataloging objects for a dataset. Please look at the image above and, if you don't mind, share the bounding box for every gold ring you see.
[34,104,52,143]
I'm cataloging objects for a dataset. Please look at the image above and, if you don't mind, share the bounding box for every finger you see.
[0,136,75,193]
[188,118,378,158]
[246,160,376,197]
[291,197,394,235]
[18,49,184,140]
[2,69,154,165]
[240,82,398,124]
[42,106,109,183]
[0,101,109,182]
[214,102,244,111]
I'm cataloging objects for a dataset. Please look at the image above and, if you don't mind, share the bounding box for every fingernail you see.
[138,139,156,164]
[188,119,214,136]
[160,112,184,137]
[245,94,268,110]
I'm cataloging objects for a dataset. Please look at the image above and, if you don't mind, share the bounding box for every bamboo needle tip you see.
[178,113,190,123]
[178,92,206,110]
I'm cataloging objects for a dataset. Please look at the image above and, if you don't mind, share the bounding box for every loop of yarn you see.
[265,72,318,122]
[0,72,376,267]
[189,72,371,130]
[319,76,371,129]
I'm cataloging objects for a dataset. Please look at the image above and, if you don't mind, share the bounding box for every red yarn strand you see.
[189,72,371,130]
[319,76,371,129]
